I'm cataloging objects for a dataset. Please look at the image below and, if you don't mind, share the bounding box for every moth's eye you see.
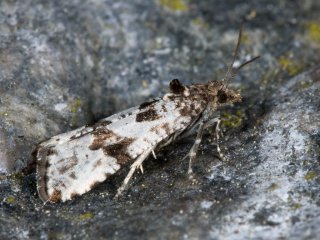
[217,90,228,103]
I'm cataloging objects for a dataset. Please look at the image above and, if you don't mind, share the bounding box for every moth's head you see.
[208,80,242,105]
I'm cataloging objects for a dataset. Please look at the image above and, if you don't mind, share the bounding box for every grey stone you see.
[0,0,320,239]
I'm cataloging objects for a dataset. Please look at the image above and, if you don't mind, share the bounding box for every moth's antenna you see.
[235,55,260,72]
[223,23,243,86]
[223,24,260,86]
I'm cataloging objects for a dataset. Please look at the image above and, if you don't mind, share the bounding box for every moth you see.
[35,26,259,203]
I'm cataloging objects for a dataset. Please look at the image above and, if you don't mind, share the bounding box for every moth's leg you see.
[152,150,157,159]
[203,117,220,129]
[187,122,205,175]
[115,148,152,198]
[185,117,221,175]
[202,117,223,159]
[214,119,223,160]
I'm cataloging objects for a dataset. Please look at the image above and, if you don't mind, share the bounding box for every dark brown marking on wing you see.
[70,192,79,199]
[136,108,161,122]
[70,128,93,140]
[89,181,100,190]
[58,156,78,174]
[193,102,203,114]
[49,189,62,202]
[69,172,77,179]
[104,172,111,178]
[166,95,176,101]
[56,158,66,164]
[36,146,50,202]
[89,129,118,150]
[47,147,57,156]
[93,159,102,169]
[103,138,134,165]
[139,99,158,110]
[93,120,112,129]
[162,104,167,112]
[161,123,171,135]
[70,122,109,141]
[151,125,160,134]
[179,105,191,116]
[170,79,185,94]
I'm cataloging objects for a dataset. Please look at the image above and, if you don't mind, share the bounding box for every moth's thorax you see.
[176,80,241,109]
[165,79,241,121]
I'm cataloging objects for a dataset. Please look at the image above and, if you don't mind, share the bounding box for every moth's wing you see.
[106,98,195,156]
[36,125,127,202]
[36,98,196,203]
[36,105,143,203]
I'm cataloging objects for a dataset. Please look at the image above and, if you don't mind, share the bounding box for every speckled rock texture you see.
[0,0,320,239]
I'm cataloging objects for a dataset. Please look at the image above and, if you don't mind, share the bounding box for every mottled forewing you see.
[36,98,196,202]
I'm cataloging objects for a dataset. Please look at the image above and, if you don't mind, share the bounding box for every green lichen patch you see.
[8,172,24,185]
[305,22,320,44]
[298,80,313,89]
[69,99,82,126]
[221,111,245,128]
[240,32,250,45]
[0,111,9,117]
[191,18,209,30]
[5,195,16,204]
[267,183,279,191]
[304,171,318,181]
[69,99,82,114]
[278,56,304,76]
[290,203,302,210]
[78,211,95,221]
[158,0,188,12]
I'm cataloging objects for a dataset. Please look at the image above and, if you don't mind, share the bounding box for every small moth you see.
[34,25,259,203]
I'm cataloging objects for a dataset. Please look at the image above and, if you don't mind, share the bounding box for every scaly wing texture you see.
[36,98,197,202]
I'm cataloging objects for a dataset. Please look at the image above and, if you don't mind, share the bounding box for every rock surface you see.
[0,0,320,239]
